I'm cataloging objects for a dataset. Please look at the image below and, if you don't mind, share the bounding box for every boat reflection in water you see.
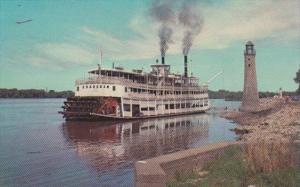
[63,114,209,173]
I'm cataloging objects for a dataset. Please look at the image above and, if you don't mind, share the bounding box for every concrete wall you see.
[135,141,235,187]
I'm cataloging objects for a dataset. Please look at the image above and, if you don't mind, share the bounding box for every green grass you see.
[167,146,300,187]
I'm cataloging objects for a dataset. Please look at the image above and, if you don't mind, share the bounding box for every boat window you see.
[123,104,130,112]
[141,107,148,111]
[181,103,185,108]
[170,104,174,109]
[112,86,116,91]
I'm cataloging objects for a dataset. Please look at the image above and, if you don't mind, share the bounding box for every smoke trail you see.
[149,0,175,57]
[178,4,204,55]
[158,26,173,56]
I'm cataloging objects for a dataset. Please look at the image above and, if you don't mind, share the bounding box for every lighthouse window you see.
[93,85,95,88]
[107,85,109,88]
[77,86,79,91]
[248,64,251,67]
[112,86,116,91]
[125,87,128,92]
[89,85,92,88]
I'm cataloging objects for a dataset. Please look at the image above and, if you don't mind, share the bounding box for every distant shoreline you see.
[209,90,297,101]
[0,88,295,100]
[0,88,74,98]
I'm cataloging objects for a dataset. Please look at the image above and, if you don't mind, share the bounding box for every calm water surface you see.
[0,99,239,187]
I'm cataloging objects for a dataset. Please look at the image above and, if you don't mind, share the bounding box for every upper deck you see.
[76,64,205,91]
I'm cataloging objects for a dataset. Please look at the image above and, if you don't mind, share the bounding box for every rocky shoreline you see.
[221,98,300,142]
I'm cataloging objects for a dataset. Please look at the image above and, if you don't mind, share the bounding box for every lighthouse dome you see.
[246,41,254,46]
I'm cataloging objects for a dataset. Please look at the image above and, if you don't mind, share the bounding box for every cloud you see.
[27,43,97,68]
[26,0,300,66]
[80,0,299,60]
[196,0,300,48]
[82,26,159,60]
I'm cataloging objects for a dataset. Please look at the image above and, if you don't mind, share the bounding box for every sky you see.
[0,0,299,92]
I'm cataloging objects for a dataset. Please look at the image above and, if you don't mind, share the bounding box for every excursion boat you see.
[60,55,210,121]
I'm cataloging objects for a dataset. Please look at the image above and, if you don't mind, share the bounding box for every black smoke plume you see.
[150,0,175,57]
[178,3,204,55]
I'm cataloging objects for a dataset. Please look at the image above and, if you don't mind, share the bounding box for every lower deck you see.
[60,96,210,121]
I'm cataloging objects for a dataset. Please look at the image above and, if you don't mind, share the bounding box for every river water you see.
[0,99,239,186]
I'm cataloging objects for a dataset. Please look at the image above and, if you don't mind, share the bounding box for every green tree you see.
[294,69,300,94]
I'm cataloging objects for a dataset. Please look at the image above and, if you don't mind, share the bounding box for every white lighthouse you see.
[240,41,260,112]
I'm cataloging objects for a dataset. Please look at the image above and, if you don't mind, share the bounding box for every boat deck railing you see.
[123,93,209,101]
[75,76,208,91]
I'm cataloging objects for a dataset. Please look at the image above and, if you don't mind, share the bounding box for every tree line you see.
[0,88,297,100]
[295,68,300,94]
[209,68,300,101]
[209,89,297,101]
[0,88,74,98]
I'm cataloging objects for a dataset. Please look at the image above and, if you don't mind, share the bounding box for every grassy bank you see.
[167,142,299,187]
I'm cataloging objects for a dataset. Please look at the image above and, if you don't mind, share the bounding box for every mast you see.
[98,49,103,78]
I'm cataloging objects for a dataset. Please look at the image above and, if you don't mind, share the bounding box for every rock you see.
[230,127,250,135]
[222,102,300,141]
[198,171,209,177]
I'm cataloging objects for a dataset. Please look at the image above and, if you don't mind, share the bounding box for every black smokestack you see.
[184,55,188,77]
[162,56,165,64]
[149,0,175,58]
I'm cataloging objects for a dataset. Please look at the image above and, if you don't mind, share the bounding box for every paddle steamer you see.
[60,55,209,120]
